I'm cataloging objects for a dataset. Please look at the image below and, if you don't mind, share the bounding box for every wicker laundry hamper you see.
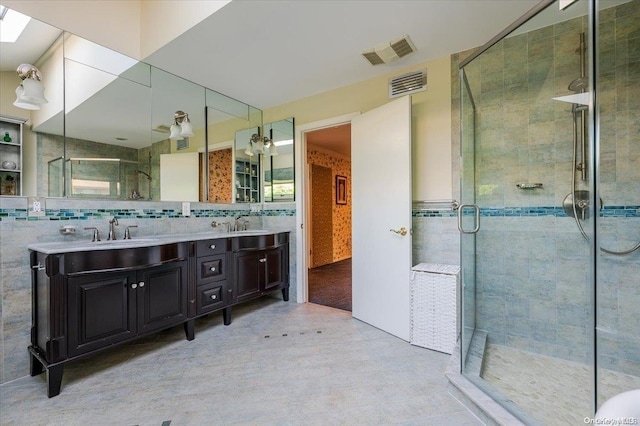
[410,263,459,354]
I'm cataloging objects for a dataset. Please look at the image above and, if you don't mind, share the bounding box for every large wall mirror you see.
[0,5,299,205]
[0,7,64,197]
[262,118,294,202]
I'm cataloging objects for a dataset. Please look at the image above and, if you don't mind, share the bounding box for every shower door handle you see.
[457,203,480,234]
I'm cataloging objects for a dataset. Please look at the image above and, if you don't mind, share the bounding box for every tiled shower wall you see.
[0,197,296,383]
[38,134,169,201]
[455,0,640,375]
[594,1,640,377]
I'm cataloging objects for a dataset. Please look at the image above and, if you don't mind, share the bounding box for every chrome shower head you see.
[568,77,588,92]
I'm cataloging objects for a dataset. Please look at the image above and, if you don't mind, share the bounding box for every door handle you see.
[389,227,408,236]
[457,203,480,234]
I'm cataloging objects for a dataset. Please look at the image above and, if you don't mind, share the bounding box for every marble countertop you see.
[28,229,275,254]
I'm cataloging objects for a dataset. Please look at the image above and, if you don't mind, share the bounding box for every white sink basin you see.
[92,238,160,245]
[230,230,270,236]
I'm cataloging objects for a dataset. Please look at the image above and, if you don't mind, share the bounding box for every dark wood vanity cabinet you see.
[233,233,290,304]
[29,232,289,398]
[67,261,188,358]
[195,238,231,316]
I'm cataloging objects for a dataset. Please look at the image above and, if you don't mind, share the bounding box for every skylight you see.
[0,7,31,43]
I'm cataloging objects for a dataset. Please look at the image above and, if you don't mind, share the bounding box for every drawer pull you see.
[131,283,138,289]
[139,281,145,288]
[209,244,216,250]
[259,258,267,263]
[210,267,216,272]
[210,295,217,300]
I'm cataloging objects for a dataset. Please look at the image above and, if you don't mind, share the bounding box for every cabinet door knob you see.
[209,244,216,250]
[259,258,267,263]
[139,281,145,288]
[131,283,138,289]
[210,295,217,300]
[210,266,216,272]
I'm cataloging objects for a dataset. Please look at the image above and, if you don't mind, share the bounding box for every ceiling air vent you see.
[361,34,417,66]
[389,69,427,99]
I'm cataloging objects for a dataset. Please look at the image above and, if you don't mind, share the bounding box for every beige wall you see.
[264,56,453,201]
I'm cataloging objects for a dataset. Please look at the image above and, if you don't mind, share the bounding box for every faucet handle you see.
[211,220,232,233]
[84,227,101,242]
[124,225,138,240]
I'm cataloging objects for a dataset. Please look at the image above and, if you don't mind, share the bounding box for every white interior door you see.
[160,152,199,201]
[352,96,412,341]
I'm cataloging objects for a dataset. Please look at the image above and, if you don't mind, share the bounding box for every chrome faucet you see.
[234,215,249,232]
[107,217,119,240]
[84,227,101,242]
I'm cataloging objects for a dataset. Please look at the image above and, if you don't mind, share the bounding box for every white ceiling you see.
[145,0,540,110]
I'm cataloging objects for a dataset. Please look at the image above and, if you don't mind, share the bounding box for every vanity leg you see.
[282,287,289,302]
[47,364,64,398]
[223,307,232,326]
[183,320,195,341]
[29,351,44,377]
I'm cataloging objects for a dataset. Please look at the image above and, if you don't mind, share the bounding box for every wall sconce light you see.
[245,133,278,157]
[169,110,195,140]
[13,64,48,110]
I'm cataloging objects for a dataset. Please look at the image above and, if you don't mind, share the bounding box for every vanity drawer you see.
[196,281,228,314]
[198,254,227,283]
[196,239,228,257]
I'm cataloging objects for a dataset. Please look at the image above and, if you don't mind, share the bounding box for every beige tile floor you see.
[0,298,480,426]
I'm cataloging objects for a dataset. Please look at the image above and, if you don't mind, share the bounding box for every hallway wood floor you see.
[308,258,352,311]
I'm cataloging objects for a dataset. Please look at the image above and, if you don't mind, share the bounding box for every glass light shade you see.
[20,78,48,104]
[254,139,264,153]
[179,120,194,138]
[244,142,254,157]
[269,143,278,156]
[13,85,40,110]
[169,123,182,140]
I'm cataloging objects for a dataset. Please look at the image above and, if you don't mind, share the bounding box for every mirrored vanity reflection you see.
[262,118,294,202]
[1,6,297,205]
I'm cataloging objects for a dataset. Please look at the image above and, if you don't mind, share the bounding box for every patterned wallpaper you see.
[307,148,351,262]
[310,164,333,267]
[208,148,232,203]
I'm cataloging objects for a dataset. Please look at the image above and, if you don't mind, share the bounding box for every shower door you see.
[459,69,477,367]
[458,0,597,423]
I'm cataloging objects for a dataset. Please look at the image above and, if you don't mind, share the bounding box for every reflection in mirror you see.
[206,89,262,203]
[61,34,209,201]
[152,68,206,202]
[234,127,260,203]
[0,7,64,197]
[263,118,294,202]
[2,5,264,204]
[62,37,152,199]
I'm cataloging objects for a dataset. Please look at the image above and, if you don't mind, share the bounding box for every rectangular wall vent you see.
[176,138,189,150]
[389,69,427,99]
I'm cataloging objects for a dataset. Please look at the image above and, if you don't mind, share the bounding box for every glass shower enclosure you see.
[458,0,640,423]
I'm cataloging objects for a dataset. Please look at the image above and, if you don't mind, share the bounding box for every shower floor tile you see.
[481,343,640,425]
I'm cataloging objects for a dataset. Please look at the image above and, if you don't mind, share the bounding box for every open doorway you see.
[306,124,352,311]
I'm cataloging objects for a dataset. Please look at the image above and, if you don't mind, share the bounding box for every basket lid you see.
[411,263,460,275]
